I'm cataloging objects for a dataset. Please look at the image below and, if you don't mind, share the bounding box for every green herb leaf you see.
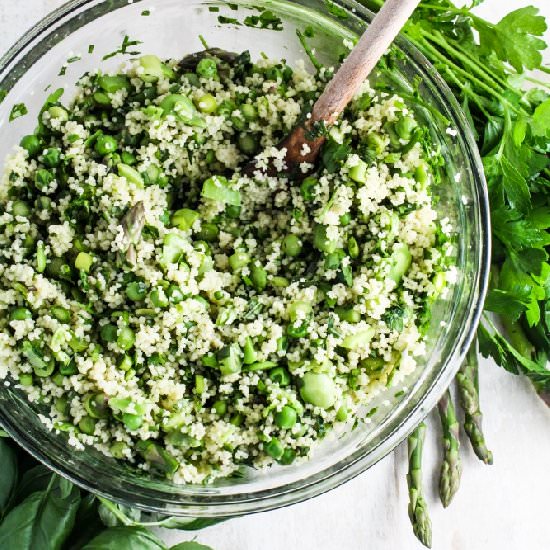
[9,103,28,122]
[532,98,550,137]
[475,7,547,72]
[82,527,167,549]
[0,438,18,519]
[170,542,214,550]
[0,475,80,550]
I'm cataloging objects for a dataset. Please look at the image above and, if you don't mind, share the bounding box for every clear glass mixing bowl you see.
[0,0,489,517]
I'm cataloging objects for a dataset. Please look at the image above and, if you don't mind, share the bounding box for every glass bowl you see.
[0,0,489,518]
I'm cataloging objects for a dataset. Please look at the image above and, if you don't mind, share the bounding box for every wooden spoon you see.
[247,0,421,176]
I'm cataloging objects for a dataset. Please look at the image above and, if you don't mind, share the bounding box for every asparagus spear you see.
[407,422,432,548]
[456,342,493,465]
[120,202,145,264]
[437,390,462,507]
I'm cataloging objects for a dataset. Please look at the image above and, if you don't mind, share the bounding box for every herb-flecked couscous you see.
[0,49,452,483]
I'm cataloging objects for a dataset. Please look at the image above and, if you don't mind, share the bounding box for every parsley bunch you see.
[363,0,550,403]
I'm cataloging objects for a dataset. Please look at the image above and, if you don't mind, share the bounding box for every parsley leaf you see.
[475,7,547,72]
[9,103,27,122]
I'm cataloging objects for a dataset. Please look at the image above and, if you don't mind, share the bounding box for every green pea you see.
[126,281,147,301]
[275,406,297,429]
[300,176,317,201]
[75,252,93,273]
[250,263,267,292]
[271,276,289,288]
[213,399,227,415]
[10,307,32,321]
[238,134,258,155]
[230,115,246,131]
[52,373,66,388]
[42,148,61,168]
[226,204,241,219]
[217,344,242,376]
[365,133,385,155]
[110,441,128,459]
[194,374,206,395]
[196,58,218,78]
[100,324,118,343]
[55,396,69,416]
[150,288,169,308]
[269,366,291,386]
[313,224,338,254]
[117,163,143,187]
[339,213,351,226]
[118,354,133,372]
[78,416,97,435]
[12,200,30,217]
[282,234,302,257]
[121,151,137,165]
[137,440,179,475]
[171,208,199,231]
[20,134,41,157]
[279,448,296,465]
[395,116,417,140]
[84,393,110,419]
[48,106,69,122]
[93,91,111,106]
[348,159,368,183]
[51,306,71,323]
[36,241,48,273]
[138,54,165,81]
[95,134,118,156]
[167,285,185,304]
[195,93,217,113]
[122,413,143,430]
[197,222,219,242]
[229,250,250,272]
[34,168,54,190]
[243,337,257,365]
[241,104,258,121]
[415,162,429,185]
[98,74,130,93]
[335,306,361,323]
[143,163,161,185]
[117,326,135,351]
[18,373,34,386]
[300,372,336,409]
[265,438,284,460]
[336,405,348,422]
[59,359,78,376]
[347,236,360,259]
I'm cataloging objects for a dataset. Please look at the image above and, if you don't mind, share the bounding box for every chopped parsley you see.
[243,10,283,31]
[9,103,28,122]
[325,0,348,19]
[102,35,142,61]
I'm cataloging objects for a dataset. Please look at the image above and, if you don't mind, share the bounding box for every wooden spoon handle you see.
[311,0,421,124]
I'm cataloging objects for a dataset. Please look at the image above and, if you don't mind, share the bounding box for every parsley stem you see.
[426,30,512,95]
[415,37,521,115]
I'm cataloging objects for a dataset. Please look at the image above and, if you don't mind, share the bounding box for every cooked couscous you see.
[0,49,451,483]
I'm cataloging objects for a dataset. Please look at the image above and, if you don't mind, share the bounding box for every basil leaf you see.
[0,438,18,518]
[13,465,53,505]
[171,542,214,550]
[82,527,167,549]
[0,475,80,550]
[64,495,105,550]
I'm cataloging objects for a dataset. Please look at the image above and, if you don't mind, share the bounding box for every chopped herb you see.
[102,35,143,60]
[58,65,67,76]
[296,29,323,72]
[208,6,220,12]
[88,44,95,54]
[228,3,238,10]
[199,34,209,49]
[304,25,315,38]
[141,9,151,16]
[218,15,241,26]
[0,89,6,103]
[243,10,283,31]
[9,103,28,122]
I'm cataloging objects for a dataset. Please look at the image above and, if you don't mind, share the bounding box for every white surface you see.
[1,1,549,549]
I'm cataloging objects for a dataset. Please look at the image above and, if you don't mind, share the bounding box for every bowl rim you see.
[0,0,491,517]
